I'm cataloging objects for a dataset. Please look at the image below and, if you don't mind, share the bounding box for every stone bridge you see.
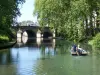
[12,26,55,39]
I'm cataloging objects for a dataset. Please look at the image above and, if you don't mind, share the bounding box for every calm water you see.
[0,37,100,75]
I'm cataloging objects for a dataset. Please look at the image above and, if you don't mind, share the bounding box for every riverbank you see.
[0,40,17,49]
[88,33,100,49]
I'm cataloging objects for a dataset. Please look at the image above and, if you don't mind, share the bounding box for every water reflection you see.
[0,50,12,64]
[13,37,56,75]
[17,37,22,43]
[37,38,41,47]
[22,36,28,44]
[40,46,56,60]
[16,36,55,48]
[1,39,100,75]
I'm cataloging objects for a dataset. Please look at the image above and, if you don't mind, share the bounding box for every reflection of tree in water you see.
[55,40,72,54]
[0,50,12,65]
[40,40,98,57]
[41,45,45,59]
[40,44,57,60]
[34,40,74,75]
[40,40,72,56]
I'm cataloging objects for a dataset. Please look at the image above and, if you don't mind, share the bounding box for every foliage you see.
[0,0,25,42]
[0,35,9,42]
[0,30,9,43]
[92,33,100,48]
[34,0,100,42]
[19,20,35,26]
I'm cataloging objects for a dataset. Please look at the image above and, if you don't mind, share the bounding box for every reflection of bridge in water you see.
[15,36,55,48]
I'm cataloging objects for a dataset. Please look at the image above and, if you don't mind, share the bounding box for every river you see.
[0,37,100,75]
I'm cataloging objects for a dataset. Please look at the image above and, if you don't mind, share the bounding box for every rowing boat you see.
[71,48,88,56]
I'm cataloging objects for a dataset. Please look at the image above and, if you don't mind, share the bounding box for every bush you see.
[0,30,10,43]
[0,35,9,43]
[93,33,100,48]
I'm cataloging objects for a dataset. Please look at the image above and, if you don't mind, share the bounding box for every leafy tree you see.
[0,0,25,42]
[34,0,100,42]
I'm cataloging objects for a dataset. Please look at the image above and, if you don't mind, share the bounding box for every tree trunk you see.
[85,18,89,37]
[90,15,95,36]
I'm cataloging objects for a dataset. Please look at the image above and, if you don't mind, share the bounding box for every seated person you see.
[72,44,78,52]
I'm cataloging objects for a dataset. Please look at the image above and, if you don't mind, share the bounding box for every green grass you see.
[0,35,9,43]
[88,33,100,48]
[0,35,9,40]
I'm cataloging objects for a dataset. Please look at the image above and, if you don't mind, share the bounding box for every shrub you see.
[93,33,100,48]
[0,35,9,43]
[0,30,10,43]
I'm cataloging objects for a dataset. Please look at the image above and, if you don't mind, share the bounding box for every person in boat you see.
[72,44,84,54]
[71,44,80,55]
[72,44,78,52]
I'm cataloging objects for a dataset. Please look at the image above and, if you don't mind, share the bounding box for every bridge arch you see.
[43,31,53,38]
[24,30,36,38]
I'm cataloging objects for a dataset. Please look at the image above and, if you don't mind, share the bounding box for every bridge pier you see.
[17,29,23,43]
[53,30,55,38]
[36,30,41,46]
[17,29,22,38]
[37,30,41,38]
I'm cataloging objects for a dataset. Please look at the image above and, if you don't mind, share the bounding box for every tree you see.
[34,0,100,41]
[0,0,25,41]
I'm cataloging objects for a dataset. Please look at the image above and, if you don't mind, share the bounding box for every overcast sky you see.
[17,0,37,22]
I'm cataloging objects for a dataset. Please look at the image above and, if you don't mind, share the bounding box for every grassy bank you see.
[0,29,16,49]
[88,33,100,49]
[0,35,9,43]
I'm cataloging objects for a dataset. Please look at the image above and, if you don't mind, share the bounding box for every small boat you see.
[71,48,88,56]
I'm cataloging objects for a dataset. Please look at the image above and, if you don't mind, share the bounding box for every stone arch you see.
[43,31,53,38]
[23,30,36,43]
[24,30,36,38]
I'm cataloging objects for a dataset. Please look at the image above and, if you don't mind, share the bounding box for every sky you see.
[17,0,37,22]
